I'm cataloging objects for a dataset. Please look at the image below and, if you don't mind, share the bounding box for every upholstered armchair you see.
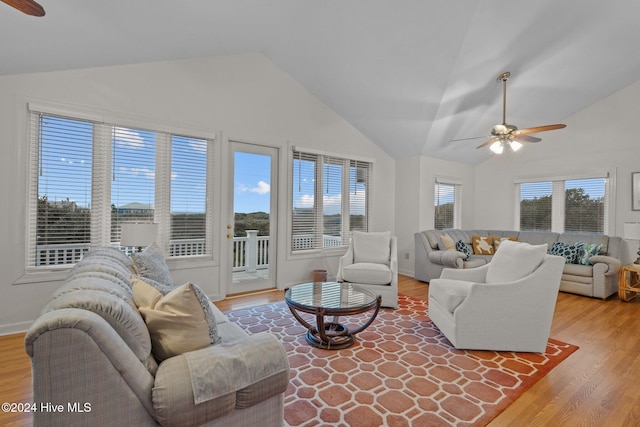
[428,240,565,352]
[337,231,398,308]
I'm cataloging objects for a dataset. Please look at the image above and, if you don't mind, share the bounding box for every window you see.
[291,149,371,251]
[28,107,214,267]
[434,180,461,230]
[517,175,609,234]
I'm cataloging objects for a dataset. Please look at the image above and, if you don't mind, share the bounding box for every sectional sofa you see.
[415,229,623,299]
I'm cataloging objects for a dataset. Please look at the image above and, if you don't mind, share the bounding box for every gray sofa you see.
[415,229,622,299]
[25,247,289,427]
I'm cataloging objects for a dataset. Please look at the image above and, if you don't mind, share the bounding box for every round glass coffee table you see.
[285,282,381,350]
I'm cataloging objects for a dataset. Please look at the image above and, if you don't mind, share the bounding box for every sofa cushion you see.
[486,240,548,284]
[576,243,603,265]
[429,279,475,313]
[472,235,495,255]
[455,240,471,260]
[492,236,517,251]
[549,241,583,264]
[353,231,391,264]
[131,242,173,286]
[342,262,392,285]
[440,233,457,251]
[133,278,221,362]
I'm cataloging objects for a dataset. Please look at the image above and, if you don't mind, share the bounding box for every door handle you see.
[227,234,233,239]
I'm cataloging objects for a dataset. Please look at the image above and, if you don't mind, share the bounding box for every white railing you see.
[36,233,344,268]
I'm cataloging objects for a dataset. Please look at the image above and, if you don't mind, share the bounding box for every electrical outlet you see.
[404,252,410,260]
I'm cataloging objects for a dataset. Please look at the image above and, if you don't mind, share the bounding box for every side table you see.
[618,263,640,302]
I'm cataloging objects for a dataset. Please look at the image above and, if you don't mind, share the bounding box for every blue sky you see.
[234,152,271,213]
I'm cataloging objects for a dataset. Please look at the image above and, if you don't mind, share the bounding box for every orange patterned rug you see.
[226,294,578,427]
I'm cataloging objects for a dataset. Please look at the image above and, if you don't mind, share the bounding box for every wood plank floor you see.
[2,274,640,426]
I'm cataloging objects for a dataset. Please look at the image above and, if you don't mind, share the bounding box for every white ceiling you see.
[3,0,640,164]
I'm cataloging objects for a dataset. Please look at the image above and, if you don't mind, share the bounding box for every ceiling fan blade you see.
[1,0,45,16]
[513,134,542,143]
[514,124,566,136]
[450,135,486,143]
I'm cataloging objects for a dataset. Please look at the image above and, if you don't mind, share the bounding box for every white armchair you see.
[428,240,565,352]
[337,231,398,308]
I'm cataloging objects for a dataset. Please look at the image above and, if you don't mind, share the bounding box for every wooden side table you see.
[618,263,640,301]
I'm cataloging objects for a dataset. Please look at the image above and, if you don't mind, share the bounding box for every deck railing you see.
[35,232,344,270]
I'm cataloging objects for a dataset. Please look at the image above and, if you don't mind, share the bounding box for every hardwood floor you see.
[2,275,640,426]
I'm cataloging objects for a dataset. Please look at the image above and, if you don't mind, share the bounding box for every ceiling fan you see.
[1,0,45,16]
[455,71,566,154]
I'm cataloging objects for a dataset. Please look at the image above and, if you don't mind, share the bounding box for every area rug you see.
[225,294,578,427]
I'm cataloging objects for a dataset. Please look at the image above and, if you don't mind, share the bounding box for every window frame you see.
[289,145,373,255]
[25,101,218,273]
[514,170,615,235]
[434,178,462,230]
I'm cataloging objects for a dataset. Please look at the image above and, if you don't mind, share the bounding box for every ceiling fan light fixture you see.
[509,140,523,152]
[489,140,504,154]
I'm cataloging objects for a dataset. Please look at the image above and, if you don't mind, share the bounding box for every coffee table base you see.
[306,322,354,350]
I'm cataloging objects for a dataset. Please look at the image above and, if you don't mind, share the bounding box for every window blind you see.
[518,176,608,234]
[27,105,215,268]
[434,182,459,230]
[31,113,93,266]
[111,126,156,251]
[565,178,607,233]
[519,181,552,231]
[291,149,371,251]
[170,135,208,256]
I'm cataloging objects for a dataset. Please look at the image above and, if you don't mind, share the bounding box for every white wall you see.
[394,155,475,276]
[0,53,396,334]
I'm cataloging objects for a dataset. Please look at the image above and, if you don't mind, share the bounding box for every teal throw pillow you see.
[549,241,583,264]
[455,240,471,261]
[575,242,602,265]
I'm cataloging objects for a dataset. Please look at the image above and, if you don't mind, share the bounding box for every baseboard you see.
[398,267,414,278]
[0,320,32,336]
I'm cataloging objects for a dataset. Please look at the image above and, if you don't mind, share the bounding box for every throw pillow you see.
[455,240,471,260]
[492,236,517,251]
[486,240,548,284]
[132,278,220,362]
[472,235,494,255]
[575,242,603,265]
[549,242,583,264]
[131,242,173,286]
[440,233,457,251]
[353,231,391,264]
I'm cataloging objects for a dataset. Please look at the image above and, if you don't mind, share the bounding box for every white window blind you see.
[291,149,371,251]
[434,181,460,230]
[519,181,552,231]
[170,135,208,256]
[518,176,609,234]
[111,127,156,251]
[27,107,215,268]
[565,178,607,233]
[30,114,93,266]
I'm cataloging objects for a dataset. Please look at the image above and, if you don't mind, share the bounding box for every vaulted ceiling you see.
[2,0,640,164]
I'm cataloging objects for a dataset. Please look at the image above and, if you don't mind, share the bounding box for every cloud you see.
[119,166,155,179]
[114,127,146,149]
[237,181,270,195]
[250,181,270,195]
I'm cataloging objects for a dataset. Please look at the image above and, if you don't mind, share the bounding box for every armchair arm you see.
[428,250,466,268]
[337,242,355,282]
[440,263,490,282]
[153,333,289,427]
[589,255,622,276]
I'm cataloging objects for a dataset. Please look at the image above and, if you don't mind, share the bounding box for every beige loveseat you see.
[25,246,289,427]
[415,229,622,299]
